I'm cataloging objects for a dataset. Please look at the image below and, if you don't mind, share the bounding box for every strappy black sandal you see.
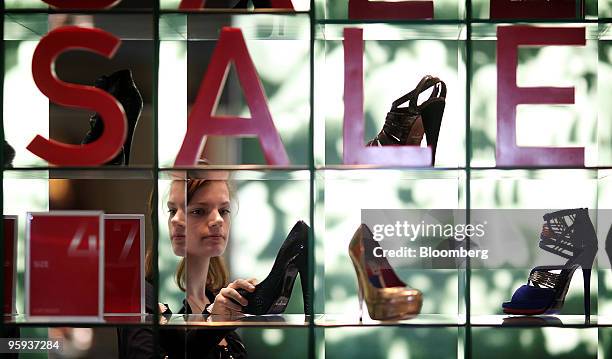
[367,75,446,163]
[502,208,597,320]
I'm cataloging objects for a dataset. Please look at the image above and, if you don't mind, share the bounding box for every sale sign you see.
[104,214,144,315]
[4,216,17,315]
[26,212,104,320]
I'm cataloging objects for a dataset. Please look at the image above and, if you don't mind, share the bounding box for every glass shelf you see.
[163,314,315,327]
[7,314,610,328]
[317,165,467,171]
[157,167,310,180]
[316,168,466,181]
[315,314,465,327]
[159,13,310,41]
[4,13,154,40]
[594,315,612,325]
[471,315,596,327]
[4,314,152,327]
[471,22,601,40]
[2,168,155,180]
[469,168,600,180]
[159,165,310,172]
[316,23,466,41]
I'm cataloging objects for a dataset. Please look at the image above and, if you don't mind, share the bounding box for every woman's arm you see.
[118,282,244,358]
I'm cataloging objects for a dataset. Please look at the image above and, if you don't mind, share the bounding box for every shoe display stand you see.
[2,0,612,358]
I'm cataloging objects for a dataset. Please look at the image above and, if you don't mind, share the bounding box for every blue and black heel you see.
[502,208,597,321]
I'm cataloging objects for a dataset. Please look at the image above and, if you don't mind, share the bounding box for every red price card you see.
[4,216,18,315]
[26,212,104,320]
[104,214,144,315]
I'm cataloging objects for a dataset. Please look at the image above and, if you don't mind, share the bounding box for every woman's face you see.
[167,180,231,258]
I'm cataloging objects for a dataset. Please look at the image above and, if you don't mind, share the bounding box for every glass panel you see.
[472,327,598,357]
[315,24,466,168]
[470,23,599,168]
[316,169,467,326]
[158,14,311,168]
[322,327,461,358]
[470,170,598,323]
[3,14,154,169]
[158,170,310,326]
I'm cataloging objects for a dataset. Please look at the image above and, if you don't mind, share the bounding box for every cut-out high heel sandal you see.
[81,69,143,165]
[234,221,310,315]
[367,75,446,163]
[502,208,597,318]
[349,224,422,320]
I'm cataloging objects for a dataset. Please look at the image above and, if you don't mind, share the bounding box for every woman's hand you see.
[210,278,257,315]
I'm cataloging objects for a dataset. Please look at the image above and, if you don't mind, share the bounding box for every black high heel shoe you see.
[502,208,597,319]
[235,221,310,315]
[81,69,143,165]
[367,75,446,163]
[3,140,15,168]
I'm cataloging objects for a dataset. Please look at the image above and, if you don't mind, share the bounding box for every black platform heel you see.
[502,208,597,321]
[81,69,143,165]
[235,221,310,315]
[367,75,446,163]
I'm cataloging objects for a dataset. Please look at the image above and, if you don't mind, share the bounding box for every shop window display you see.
[1,0,611,358]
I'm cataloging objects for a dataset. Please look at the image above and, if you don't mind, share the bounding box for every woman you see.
[119,177,254,358]
[167,178,256,318]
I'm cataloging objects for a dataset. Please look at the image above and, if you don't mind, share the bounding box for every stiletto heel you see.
[82,69,143,165]
[502,208,597,318]
[367,75,446,164]
[235,221,310,315]
[297,250,312,316]
[355,267,365,322]
[583,268,591,321]
[419,79,446,160]
[348,224,422,320]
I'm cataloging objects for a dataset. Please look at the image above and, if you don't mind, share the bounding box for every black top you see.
[117,282,247,359]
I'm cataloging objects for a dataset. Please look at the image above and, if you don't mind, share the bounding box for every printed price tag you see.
[26,212,103,320]
[104,215,144,314]
[3,216,18,315]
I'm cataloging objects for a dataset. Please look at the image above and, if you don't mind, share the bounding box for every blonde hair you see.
[145,178,231,294]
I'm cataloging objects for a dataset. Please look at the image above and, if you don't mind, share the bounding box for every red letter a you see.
[175,27,289,166]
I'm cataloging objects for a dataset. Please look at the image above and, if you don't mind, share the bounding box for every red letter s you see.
[28,27,126,166]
